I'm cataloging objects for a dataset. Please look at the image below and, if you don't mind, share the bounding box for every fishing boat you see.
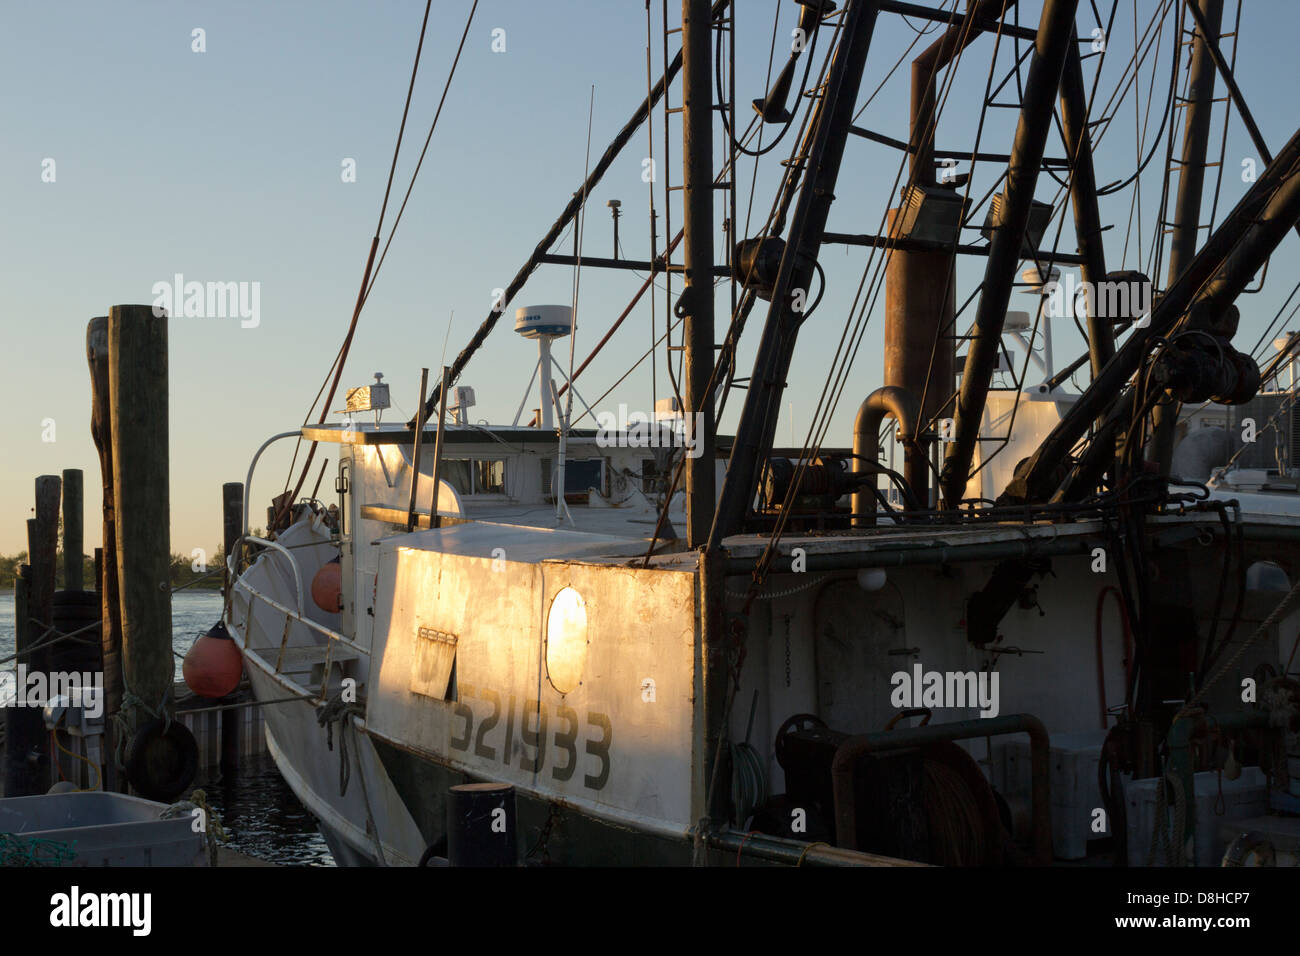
[226,0,1300,867]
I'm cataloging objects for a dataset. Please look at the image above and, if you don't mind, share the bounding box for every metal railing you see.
[227,430,369,686]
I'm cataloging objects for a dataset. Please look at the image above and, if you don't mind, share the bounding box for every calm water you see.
[1,590,334,866]
[0,589,222,683]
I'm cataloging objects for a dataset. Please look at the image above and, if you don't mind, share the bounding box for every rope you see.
[112,661,169,773]
[1186,572,1300,714]
[311,689,386,863]
[161,788,227,867]
[923,758,988,866]
[316,692,364,797]
[0,615,100,665]
[1147,768,1187,866]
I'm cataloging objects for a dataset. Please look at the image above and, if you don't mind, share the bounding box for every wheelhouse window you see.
[441,458,507,496]
[476,459,506,495]
[562,458,604,495]
[542,457,607,500]
[640,458,662,494]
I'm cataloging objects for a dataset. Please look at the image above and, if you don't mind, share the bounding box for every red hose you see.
[1095,586,1134,728]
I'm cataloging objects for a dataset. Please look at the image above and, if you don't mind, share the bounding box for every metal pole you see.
[910,0,1016,186]
[405,367,429,532]
[682,0,716,549]
[427,366,449,529]
[940,0,1081,509]
[1006,125,1300,503]
[1057,34,1114,380]
[1150,0,1224,476]
[710,0,883,545]
[413,0,734,426]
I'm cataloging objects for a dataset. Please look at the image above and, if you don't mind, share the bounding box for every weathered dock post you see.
[222,482,243,588]
[3,566,44,796]
[108,304,177,792]
[31,479,61,674]
[220,481,244,777]
[88,316,126,792]
[62,468,84,591]
[17,479,61,794]
[50,468,102,787]
[87,317,126,790]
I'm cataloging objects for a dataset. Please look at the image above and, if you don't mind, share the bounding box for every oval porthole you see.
[545,586,588,694]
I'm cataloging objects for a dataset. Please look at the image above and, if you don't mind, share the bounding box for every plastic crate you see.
[0,791,206,867]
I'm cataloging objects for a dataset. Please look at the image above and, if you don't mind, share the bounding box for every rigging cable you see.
[279,0,451,518]
[748,0,980,579]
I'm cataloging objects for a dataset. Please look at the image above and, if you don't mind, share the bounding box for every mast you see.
[681,0,715,548]
[411,0,734,427]
[1057,33,1114,380]
[1149,0,1224,475]
[1004,124,1300,504]
[938,0,1081,509]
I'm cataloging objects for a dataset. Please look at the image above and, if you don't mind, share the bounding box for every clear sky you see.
[2,0,1297,557]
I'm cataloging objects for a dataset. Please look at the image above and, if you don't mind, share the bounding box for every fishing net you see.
[0,831,78,866]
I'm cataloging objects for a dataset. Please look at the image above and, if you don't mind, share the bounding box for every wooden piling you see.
[32,477,61,675]
[220,482,244,778]
[222,482,243,590]
[2,568,45,796]
[62,468,84,591]
[88,316,126,792]
[107,305,172,750]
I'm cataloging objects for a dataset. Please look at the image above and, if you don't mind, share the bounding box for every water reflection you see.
[196,751,334,867]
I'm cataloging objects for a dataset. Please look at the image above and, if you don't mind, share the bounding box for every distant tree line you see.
[0,548,227,592]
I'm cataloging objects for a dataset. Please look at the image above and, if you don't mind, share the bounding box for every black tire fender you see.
[124,718,199,802]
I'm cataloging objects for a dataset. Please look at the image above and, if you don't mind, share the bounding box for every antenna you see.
[511,305,574,430]
[606,199,622,258]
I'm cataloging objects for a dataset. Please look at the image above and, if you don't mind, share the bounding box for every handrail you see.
[238,535,306,620]
[242,430,304,539]
[230,571,369,658]
[228,427,367,659]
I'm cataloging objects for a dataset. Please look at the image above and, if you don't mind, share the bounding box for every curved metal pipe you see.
[830,713,1052,865]
[910,0,1018,183]
[852,386,921,526]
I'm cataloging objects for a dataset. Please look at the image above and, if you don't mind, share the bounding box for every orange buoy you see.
[182,621,244,699]
[311,557,344,613]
